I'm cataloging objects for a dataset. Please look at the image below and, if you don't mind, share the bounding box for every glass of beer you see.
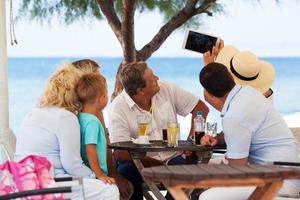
[167,122,179,147]
[137,114,150,136]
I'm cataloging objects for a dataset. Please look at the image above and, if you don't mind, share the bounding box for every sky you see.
[6,0,300,57]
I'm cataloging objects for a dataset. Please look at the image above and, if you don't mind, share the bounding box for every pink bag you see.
[0,155,63,199]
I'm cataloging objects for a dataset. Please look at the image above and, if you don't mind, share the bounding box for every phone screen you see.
[184,31,217,54]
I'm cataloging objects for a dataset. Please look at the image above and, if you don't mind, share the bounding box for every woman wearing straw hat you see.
[203,41,275,102]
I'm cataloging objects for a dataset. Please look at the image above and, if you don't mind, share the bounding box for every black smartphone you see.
[183,30,218,54]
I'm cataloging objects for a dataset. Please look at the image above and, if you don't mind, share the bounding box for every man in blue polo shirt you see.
[198,62,300,199]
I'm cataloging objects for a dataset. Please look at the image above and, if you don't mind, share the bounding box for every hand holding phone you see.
[183,30,218,54]
[203,38,224,65]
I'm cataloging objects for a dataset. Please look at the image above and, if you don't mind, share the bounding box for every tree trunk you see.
[110,0,137,101]
[121,0,136,63]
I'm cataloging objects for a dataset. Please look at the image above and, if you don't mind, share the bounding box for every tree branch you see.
[194,0,216,15]
[136,0,200,61]
[185,0,199,10]
[97,0,122,44]
[121,0,137,63]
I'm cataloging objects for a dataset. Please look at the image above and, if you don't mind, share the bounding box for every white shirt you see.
[15,107,93,177]
[108,80,199,161]
[221,85,300,164]
[201,86,300,199]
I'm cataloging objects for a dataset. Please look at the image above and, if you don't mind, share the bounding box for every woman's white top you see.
[15,107,93,177]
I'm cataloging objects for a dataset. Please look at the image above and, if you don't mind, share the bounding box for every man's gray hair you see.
[120,61,148,96]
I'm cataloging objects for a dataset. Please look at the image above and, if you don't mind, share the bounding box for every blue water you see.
[8,57,300,133]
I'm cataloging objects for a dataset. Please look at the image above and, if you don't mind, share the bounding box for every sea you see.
[8,57,300,135]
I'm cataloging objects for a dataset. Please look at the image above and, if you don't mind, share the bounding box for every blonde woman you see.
[15,63,119,200]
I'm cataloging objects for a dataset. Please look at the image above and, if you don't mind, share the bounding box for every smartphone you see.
[182,30,218,54]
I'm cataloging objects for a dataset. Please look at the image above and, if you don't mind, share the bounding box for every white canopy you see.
[0,0,16,162]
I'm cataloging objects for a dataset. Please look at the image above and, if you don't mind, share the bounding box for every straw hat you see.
[215,45,275,93]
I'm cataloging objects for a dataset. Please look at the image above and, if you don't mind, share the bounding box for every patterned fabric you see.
[0,155,63,199]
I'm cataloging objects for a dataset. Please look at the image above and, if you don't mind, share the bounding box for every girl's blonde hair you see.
[38,62,83,114]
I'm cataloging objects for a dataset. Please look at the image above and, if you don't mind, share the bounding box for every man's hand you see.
[203,51,215,65]
[203,38,224,65]
[115,175,133,199]
[201,135,218,146]
[213,38,224,56]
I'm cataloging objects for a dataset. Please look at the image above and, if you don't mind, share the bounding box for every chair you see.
[0,177,84,200]
[0,144,85,199]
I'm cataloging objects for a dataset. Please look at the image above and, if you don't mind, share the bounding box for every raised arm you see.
[203,38,224,65]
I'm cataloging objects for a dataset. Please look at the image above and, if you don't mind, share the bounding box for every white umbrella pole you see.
[0,0,16,162]
[0,0,9,127]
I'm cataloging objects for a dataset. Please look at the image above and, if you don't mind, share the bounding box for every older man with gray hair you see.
[109,61,209,200]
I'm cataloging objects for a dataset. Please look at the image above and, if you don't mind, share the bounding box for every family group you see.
[14,40,300,199]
